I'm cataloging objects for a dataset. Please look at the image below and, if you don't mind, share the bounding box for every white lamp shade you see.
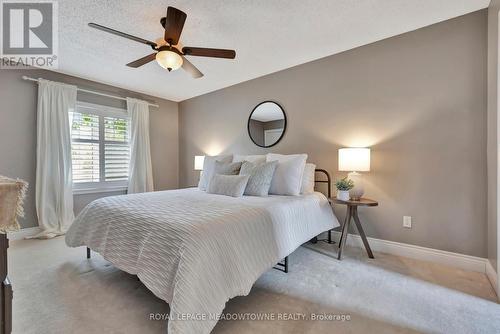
[338,148,370,172]
[194,156,205,171]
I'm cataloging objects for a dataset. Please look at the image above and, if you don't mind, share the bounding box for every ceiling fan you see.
[88,6,236,78]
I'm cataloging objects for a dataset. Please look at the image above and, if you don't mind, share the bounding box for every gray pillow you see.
[239,161,278,196]
[207,174,250,197]
[213,161,243,175]
[198,155,233,191]
[208,161,243,189]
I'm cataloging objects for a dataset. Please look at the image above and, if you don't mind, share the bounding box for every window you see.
[70,102,130,194]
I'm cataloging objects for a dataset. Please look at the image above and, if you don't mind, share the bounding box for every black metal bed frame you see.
[272,168,333,273]
[312,168,335,245]
[86,168,334,275]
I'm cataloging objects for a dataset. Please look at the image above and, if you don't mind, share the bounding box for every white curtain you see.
[34,79,77,238]
[127,97,154,193]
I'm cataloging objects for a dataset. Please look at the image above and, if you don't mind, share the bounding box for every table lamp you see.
[194,155,205,171]
[338,148,370,200]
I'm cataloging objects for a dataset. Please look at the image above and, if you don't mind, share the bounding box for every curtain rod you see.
[21,75,160,108]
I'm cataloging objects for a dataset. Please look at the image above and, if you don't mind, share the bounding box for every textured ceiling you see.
[251,102,285,122]
[56,0,490,102]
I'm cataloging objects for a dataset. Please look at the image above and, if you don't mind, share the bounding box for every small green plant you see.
[335,177,354,191]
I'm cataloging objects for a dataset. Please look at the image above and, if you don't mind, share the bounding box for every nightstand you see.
[330,197,378,260]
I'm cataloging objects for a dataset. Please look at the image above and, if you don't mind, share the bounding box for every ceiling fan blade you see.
[182,47,236,59]
[181,56,204,78]
[126,53,157,68]
[164,7,187,45]
[88,23,157,47]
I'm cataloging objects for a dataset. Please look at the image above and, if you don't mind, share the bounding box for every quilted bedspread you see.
[65,188,338,334]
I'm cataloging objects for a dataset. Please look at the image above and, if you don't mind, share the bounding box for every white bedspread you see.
[65,188,338,334]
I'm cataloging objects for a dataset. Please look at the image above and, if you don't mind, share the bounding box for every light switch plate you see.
[403,216,412,228]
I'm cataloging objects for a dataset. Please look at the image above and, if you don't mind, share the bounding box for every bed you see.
[65,170,339,334]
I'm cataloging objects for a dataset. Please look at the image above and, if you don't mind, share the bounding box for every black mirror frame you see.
[247,101,287,148]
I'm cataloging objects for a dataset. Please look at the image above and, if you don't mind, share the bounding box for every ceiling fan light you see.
[156,50,183,71]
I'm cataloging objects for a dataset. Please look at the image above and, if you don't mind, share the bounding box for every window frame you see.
[71,101,131,195]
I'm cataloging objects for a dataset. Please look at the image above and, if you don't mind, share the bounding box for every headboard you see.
[314,169,331,198]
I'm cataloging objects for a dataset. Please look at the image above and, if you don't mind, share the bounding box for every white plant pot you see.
[337,190,350,201]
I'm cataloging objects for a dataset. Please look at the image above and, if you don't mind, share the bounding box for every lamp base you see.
[348,172,364,201]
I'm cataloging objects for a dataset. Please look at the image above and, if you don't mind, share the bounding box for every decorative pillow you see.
[239,161,278,196]
[207,174,250,197]
[266,153,308,196]
[198,155,232,191]
[300,163,316,194]
[213,161,243,176]
[233,154,266,164]
[208,161,243,189]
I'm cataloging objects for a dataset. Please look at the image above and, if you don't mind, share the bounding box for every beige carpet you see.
[9,237,500,334]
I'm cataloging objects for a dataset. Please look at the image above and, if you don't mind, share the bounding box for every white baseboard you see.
[7,227,41,240]
[486,259,498,296]
[325,231,487,273]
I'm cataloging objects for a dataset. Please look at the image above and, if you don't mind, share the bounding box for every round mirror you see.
[247,101,286,148]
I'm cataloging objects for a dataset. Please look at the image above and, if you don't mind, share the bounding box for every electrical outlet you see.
[403,216,412,229]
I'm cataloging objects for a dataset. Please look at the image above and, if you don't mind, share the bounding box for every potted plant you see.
[335,177,354,201]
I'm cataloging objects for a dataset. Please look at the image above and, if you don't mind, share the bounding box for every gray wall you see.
[488,1,500,272]
[0,69,179,229]
[263,119,285,131]
[179,11,488,257]
[248,119,265,146]
[248,119,285,146]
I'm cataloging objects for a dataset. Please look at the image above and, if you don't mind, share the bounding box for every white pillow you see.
[207,174,250,197]
[233,154,266,164]
[266,153,308,196]
[198,155,233,190]
[300,163,316,194]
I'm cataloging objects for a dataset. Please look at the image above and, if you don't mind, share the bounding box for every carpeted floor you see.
[9,237,500,334]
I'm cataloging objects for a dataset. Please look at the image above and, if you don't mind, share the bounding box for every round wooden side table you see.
[330,197,378,260]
